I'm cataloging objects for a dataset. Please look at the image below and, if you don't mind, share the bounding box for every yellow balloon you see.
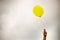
[33,5,44,17]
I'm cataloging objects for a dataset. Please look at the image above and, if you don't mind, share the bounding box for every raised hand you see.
[43,29,47,40]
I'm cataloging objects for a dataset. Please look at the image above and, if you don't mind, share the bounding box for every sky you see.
[0,0,60,40]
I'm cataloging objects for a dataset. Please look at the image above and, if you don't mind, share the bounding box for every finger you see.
[44,29,47,34]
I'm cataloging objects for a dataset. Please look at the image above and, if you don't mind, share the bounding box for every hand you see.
[43,29,47,37]
[43,29,47,40]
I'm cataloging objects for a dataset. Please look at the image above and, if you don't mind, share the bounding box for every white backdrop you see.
[0,0,59,40]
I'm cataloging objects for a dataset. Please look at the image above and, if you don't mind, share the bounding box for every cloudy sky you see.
[0,0,60,40]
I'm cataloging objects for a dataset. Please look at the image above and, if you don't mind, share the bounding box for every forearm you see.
[43,36,46,40]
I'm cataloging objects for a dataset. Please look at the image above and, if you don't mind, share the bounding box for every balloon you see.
[33,5,44,17]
